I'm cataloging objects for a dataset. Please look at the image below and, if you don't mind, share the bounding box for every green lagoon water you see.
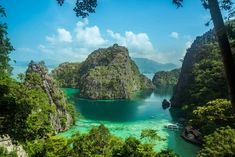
[62,88,200,157]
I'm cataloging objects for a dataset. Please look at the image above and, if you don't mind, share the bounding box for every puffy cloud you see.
[46,28,72,43]
[107,30,155,56]
[185,41,192,49]
[170,32,179,39]
[75,19,108,47]
[36,19,187,65]
[58,28,73,43]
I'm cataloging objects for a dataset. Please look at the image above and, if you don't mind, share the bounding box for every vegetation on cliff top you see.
[51,62,81,88]
[152,69,180,88]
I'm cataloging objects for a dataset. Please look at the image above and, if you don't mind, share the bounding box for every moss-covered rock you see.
[78,44,155,99]
[152,69,180,88]
[51,62,81,88]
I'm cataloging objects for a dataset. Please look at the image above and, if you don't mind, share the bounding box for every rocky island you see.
[78,44,155,99]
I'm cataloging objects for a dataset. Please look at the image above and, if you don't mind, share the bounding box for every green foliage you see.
[156,149,179,157]
[189,47,228,106]
[26,136,74,157]
[51,62,81,88]
[0,147,17,157]
[198,127,235,157]
[26,125,177,157]
[152,69,180,87]
[0,61,75,143]
[140,129,165,142]
[0,75,54,142]
[73,124,118,156]
[190,99,235,135]
[0,5,14,75]
[120,137,156,157]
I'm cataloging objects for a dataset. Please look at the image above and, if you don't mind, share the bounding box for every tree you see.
[57,0,97,18]
[0,5,14,75]
[198,127,235,157]
[191,99,235,134]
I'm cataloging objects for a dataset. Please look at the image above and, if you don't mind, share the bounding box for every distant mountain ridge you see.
[133,58,178,73]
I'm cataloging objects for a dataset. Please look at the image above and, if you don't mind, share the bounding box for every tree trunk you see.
[208,0,235,113]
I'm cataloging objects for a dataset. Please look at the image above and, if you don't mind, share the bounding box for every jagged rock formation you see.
[25,61,74,133]
[152,69,180,87]
[51,62,81,88]
[171,23,235,108]
[78,44,155,99]
[0,135,27,157]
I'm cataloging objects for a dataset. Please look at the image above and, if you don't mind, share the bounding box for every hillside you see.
[152,69,180,87]
[78,44,155,99]
[171,22,235,115]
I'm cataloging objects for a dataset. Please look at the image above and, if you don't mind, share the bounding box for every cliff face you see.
[171,30,218,107]
[171,25,235,108]
[152,69,180,87]
[25,61,74,133]
[78,44,155,99]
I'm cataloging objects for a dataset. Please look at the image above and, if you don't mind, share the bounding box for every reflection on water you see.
[62,88,200,157]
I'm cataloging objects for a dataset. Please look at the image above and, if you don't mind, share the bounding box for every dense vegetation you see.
[198,127,235,157]
[152,69,180,88]
[51,62,81,88]
[78,44,155,99]
[170,21,235,156]
[1,1,235,156]
[0,61,75,144]
[25,125,178,157]
[171,21,235,112]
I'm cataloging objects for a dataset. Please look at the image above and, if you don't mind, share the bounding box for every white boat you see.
[164,123,180,130]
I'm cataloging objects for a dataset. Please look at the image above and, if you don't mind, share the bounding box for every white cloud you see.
[170,32,179,39]
[46,28,72,43]
[75,19,108,47]
[107,30,155,57]
[35,19,187,65]
[58,28,72,43]
[185,41,192,49]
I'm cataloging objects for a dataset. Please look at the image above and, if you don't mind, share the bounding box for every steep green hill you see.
[152,69,180,87]
[78,44,155,99]
[171,21,235,116]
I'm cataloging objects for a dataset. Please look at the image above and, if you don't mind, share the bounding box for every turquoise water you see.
[62,88,200,157]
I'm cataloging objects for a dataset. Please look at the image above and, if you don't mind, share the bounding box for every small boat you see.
[164,123,180,130]
[181,126,202,145]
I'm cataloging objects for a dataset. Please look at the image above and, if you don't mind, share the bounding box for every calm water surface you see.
[62,88,200,157]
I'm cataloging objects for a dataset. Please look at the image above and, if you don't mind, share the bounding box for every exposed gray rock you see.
[26,61,73,133]
[0,135,27,157]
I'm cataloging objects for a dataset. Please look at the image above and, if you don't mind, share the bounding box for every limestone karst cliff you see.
[78,44,155,99]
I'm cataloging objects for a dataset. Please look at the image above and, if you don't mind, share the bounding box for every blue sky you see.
[2,0,212,71]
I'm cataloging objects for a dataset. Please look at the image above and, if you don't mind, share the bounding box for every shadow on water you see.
[154,86,174,97]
